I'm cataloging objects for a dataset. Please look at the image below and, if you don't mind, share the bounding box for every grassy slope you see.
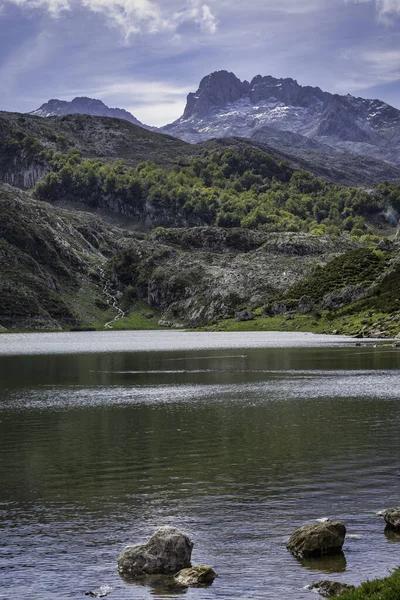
[336,569,400,600]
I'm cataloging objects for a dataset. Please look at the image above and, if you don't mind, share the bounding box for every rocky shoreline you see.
[84,509,400,599]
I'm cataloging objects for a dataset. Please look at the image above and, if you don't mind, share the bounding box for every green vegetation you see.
[205,310,392,337]
[336,569,400,600]
[33,145,400,235]
[286,248,390,304]
[0,134,46,169]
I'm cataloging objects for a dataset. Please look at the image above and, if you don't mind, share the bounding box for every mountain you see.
[163,71,400,165]
[30,96,150,129]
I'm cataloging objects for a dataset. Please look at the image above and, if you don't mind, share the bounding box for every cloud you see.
[3,0,70,13]
[90,79,193,125]
[190,0,217,34]
[0,0,218,37]
[347,0,400,22]
[81,0,170,36]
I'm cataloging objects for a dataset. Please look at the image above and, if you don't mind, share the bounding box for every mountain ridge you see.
[30,96,151,130]
[163,70,400,165]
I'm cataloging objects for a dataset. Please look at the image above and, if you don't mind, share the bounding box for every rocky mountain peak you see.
[180,71,333,122]
[163,69,400,166]
[183,70,249,119]
[30,97,148,129]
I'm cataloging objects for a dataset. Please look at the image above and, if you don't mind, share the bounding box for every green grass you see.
[336,569,400,599]
[90,302,162,331]
[203,309,398,338]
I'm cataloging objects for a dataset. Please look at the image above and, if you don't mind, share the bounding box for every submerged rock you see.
[287,522,346,557]
[382,508,400,531]
[174,565,217,587]
[118,526,193,578]
[308,580,355,597]
[85,585,113,598]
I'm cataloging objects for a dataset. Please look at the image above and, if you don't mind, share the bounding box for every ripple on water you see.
[0,338,399,599]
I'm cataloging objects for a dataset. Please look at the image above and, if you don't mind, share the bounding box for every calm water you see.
[0,331,399,600]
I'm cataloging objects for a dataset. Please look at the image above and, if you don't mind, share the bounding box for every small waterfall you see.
[98,266,125,329]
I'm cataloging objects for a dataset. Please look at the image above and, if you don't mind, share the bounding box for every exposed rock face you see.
[321,284,369,310]
[298,296,314,314]
[174,565,217,587]
[183,71,249,119]
[113,231,351,328]
[308,580,355,598]
[382,508,400,531]
[117,526,193,578]
[287,522,346,557]
[316,97,372,143]
[30,97,149,129]
[163,70,400,166]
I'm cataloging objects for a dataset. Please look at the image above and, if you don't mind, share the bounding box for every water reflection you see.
[294,552,347,574]
[1,338,400,600]
[124,575,189,597]
[385,528,400,543]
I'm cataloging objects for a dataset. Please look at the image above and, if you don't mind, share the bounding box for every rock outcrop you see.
[287,522,346,557]
[382,508,400,531]
[174,565,217,587]
[308,580,355,598]
[117,526,193,578]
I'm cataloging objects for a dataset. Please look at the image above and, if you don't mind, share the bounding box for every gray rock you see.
[298,296,314,314]
[174,565,217,587]
[270,302,289,316]
[382,508,400,531]
[235,310,255,322]
[308,580,355,597]
[85,586,113,598]
[377,238,394,252]
[118,526,193,578]
[322,284,368,310]
[158,320,173,328]
[287,522,346,557]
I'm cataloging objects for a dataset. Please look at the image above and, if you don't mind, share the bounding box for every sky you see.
[1,0,400,126]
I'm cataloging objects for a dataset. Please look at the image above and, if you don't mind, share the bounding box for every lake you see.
[0,331,399,600]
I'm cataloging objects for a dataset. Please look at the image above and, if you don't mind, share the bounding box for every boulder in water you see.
[287,522,346,557]
[382,508,400,531]
[308,580,355,597]
[174,565,217,587]
[118,526,193,578]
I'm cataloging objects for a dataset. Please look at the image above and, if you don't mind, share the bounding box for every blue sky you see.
[1,0,400,126]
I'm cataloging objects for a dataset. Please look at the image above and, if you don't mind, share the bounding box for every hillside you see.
[3,180,400,337]
[0,183,358,331]
[0,111,190,188]
[1,111,400,190]
[1,110,400,335]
